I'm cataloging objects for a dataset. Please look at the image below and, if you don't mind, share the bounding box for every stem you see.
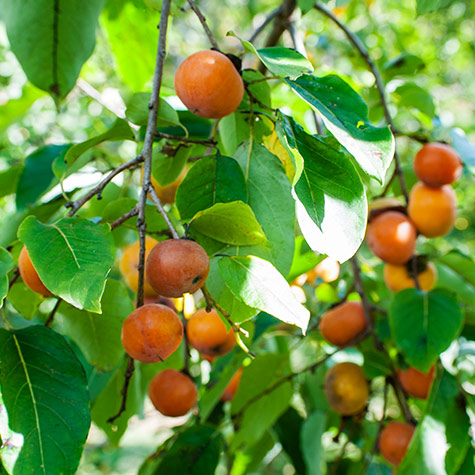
[108,1,172,426]
[8,269,20,289]
[249,7,280,43]
[44,299,61,327]
[313,2,409,204]
[155,132,217,147]
[350,257,374,333]
[147,187,180,239]
[110,206,139,230]
[182,316,191,375]
[187,0,219,50]
[107,356,135,424]
[66,155,143,216]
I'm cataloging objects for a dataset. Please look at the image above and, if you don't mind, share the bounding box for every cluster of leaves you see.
[0,0,474,474]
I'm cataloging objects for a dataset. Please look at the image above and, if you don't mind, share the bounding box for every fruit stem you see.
[44,299,61,327]
[107,356,136,424]
[147,186,180,239]
[186,0,219,50]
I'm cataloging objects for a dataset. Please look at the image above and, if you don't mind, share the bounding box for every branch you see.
[147,186,180,239]
[108,1,172,426]
[65,155,143,216]
[44,299,61,327]
[350,257,374,333]
[8,268,20,290]
[187,0,219,50]
[107,356,135,424]
[313,2,409,203]
[155,131,217,147]
[248,7,280,43]
[110,206,139,230]
[234,350,338,419]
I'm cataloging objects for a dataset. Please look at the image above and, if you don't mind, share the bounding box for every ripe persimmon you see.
[148,369,197,417]
[408,182,457,237]
[18,246,53,297]
[379,421,415,466]
[146,239,209,298]
[121,304,183,363]
[186,308,235,357]
[366,211,417,264]
[398,365,435,399]
[142,166,188,205]
[384,261,437,292]
[120,237,158,297]
[414,143,462,187]
[324,362,369,415]
[174,50,244,119]
[141,295,177,311]
[221,367,244,402]
[319,301,367,346]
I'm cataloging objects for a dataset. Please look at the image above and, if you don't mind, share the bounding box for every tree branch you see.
[187,0,219,50]
[107,356,135,424]
[65,154,143,216]
[249,7,280,43]
[155,131,217,147]
[8,269,20,290]
[147,186,180,239]
[44,299,61,327]
[313,2,409,203]
[110,206,139,230]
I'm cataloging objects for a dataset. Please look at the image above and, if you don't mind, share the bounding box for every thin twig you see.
[45,299,61,327]
[187,0,219,50]
[182,316,191,375]
[110,206,139,230]
[249,7,280,43]
[314,2,409,204]
[350,257,374,333]
[108,1,172,426]
[148,187,180,239]
[107,356,135,424]
[65,155,143,215]
[234,350,338,419]
[8,269,20,289]
[155,131,217,147]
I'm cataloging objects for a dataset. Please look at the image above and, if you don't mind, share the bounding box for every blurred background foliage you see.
[0,0,474,473]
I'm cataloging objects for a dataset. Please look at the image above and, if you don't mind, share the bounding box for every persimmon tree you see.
[0,0,474,474]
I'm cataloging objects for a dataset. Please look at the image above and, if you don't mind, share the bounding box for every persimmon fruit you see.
[146,239,209,298]
[120,237,158,297]
[384,261,437,292]
[148,369,197,417]
[324,362,369,415]
[319,301,367,346]
[408,182,457,237]
[18,246,53,297]
[398,365,435,399]
[186,308,235,357]
[121,304,183,363]
[414,143,462,187]
[366,211,417,264]
[142,166,188,205]
[307,257,340,283]
[221,367,244,402]
[174,50,244,119]
[379,421,415,466]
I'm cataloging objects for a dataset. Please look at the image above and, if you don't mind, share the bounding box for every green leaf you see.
[281,114,367,262]
[125,92,181,128]
[16,145,69,209]
[18,216,115,313]
[56,280,134,371]
[190,202,267,246]
[298,0,317,14]
[417,0,456,15]
[54,119,135,178]
[394,82,435,117]
[286,74,395,183]
[450,129,475,171]
[439,250,475,287]
[7,283,42,320]
[0,325,90,474]
[301,410,327,475]
[382,54,425,79]
[0,248,14,307]
[233,142,295,275]
[0,166,23,199]
[218,255,310,333]
[148,425,223,475]
[230,431,275,475]
[399,370,471,474]
[176,155,248,220]
[151,145,189,187]
[2,0,105,99]
[230,32,313,79]
[389,289,464,372]
[231,354,292,450]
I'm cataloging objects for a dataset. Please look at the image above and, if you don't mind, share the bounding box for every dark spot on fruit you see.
[192,276,201,284]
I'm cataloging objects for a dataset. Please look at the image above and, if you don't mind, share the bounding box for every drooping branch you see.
[107,356,135,424]
[187,0,219,50]
[66,154,144,216]
[248,7,280,43]
[313,2,409,203]
[110,206,139,230]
